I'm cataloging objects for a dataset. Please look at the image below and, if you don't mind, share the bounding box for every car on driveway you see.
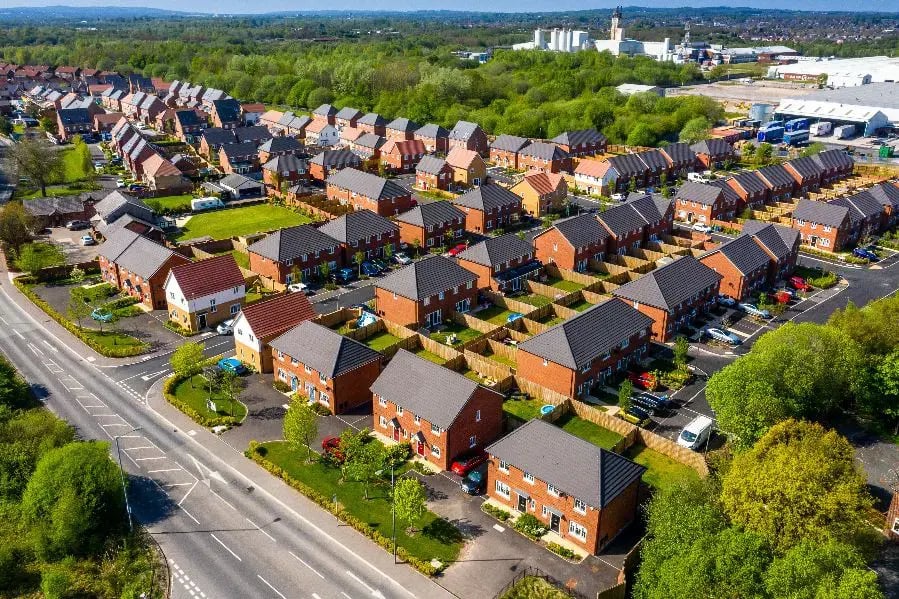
[360,261,381,276]
[788,276,811,292]
[331,267,357,285]
[738,303,771,319]
[217,357,247,375]
[627,370,657,390]
[631,391,671,414]
[766,290,792,305]
[620,405,652,427]
[691,223,712,234]
[852,247,879,261]
[460,465,487,495]
[216,319,235,335]
[80,234,96,246]
[90,307,113,322]
[287,282,313,295]
[702,327,741,345]
[65,220,90,231]
[447,243,468,257]
[450,450,488,476]
[115,178,126,188]
[392,251,412,265]
[716,294,737,308]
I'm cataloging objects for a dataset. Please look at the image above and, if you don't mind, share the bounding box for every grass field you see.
[624,445,700,492]
[172,374,247,421]
[19,183,97,200]
[516,293,552,308]
[149,194,194,213]
[546,278,584,293]
[81,329,147,353]
[502,398,545,421]
[60,147,92,182]
[172,204,310,241]
[363,330,401,352]
[554,412,623,450]
[257,441,464,564]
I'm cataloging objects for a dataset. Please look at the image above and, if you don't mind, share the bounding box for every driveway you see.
[41,227,100,264]
[220,372,291,450]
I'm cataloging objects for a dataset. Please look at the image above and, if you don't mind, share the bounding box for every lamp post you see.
[114,426,142,533]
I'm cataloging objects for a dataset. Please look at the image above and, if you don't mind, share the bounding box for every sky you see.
[5,1,897,13]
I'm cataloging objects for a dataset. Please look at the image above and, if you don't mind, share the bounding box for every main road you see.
[0,271,454,599]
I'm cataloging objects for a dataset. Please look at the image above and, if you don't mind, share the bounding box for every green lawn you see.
[19,183,98,200]
[482,350,516,369]
[534,312,565,326]
[474,305,515,325]
[229,250,250,269]
[500,576,571,599]
[411,347,449,364]
[257,441,463,564]
[172,204,310,241]
[172,374,247,421]
[150,194,194,213]
[624,445,700,492]
[568,299,594,312]
[546,278,584,293]
[502,398,545,421]
[459,368,488,384]
[429,322,482,347]
[60,147,92,182]
[554,412,623,450]
[363,330,401,352]
[515,294,552,308]
[81,329,147,352]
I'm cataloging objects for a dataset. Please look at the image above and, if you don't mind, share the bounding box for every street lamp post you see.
[114,426,142,533]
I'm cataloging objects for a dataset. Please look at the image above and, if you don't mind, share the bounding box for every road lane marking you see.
[178,480,199,506]
[346,571,386,599]
[256,574,286,599]
[246,517,276,542]
[41,340,57,352]
[341,593,352,599]
[288,551,325,579]
[11,329,24,340]
[134,456,166,461]
[139,369,169,381]
[147,468,181,473]
[210,533,241,561]
[493,524,505,532]
[123,445,155,451]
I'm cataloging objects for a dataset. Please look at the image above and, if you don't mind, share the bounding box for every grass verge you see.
[624,444,700,492]
[171,204,310,241]
[164,374,245,427]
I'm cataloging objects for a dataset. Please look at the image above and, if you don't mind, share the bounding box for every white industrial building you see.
[513,28,592,52]
[774,83,899,137]
[767,56,899,88]
[616,84,663,96]
[593,7,676,61]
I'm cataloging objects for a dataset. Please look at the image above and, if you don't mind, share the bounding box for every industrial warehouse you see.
[774,83,899,138]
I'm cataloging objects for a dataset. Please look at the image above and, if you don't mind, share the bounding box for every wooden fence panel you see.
[487,339,518,364]
[542,263,600,287]
[525,279,567,301]
[313,308,357,329]
[479,290,539,317]
[635,428,710,476]
[415,333,464,361]
[581,290,610,304]
[462,350,513,382]
[344,318,385,341]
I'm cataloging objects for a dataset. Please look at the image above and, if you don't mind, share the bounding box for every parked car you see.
[65,220,90,231]
[691,223,712,234]
[627,370,657,391]
[460,466,487,495]
[450,450,488,476]
[702,327,741,345]
[80,235,96,246]
[716,294,737,308]
[788,276,811,292]
[331,267,356,285]
[852,247,879,261]
[620,405,652,427]
[766,290,792,305]
[447,243,468,257]
[90,308,113,322]
[360,261,381,276]
[372,258,390,272]
[287,282,313,295]
[392,251,412,265]
[610,193,625,201]
[216,319,235,335]
[321,436,344,462]
[738,303,771,319]
[631,392,671,414]
[217,357,247,375]
[115,178,126,188]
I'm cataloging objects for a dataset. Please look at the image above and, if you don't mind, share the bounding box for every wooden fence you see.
[507,316,548,337]
[414,332,464,362]
[542,263,601,287]
[478,290,541,317]
[313,307,359,329]
[525,278,569,302]
[635,428,710,476]
[462,349,514,383]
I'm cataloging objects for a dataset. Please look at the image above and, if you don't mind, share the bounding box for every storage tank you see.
[534,28,545,49]
[550,29,559,51]
[749,103,774,124]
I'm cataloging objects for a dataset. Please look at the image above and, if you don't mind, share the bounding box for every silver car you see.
[216,319,235,335]
[702,327,741,345]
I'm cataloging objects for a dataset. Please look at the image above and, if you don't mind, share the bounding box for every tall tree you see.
[343,439,385,499]
[283,400,317,461]
[169,342,204,386]
[8,138,64,197]
[763,539,884,599]
[393,477,427,533]
[0,202,35,254]
[67,287,93,329]
[678,117,711,145]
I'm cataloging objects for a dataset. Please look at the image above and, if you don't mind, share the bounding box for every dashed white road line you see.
[288,551,325,580]
[210,533,242,562]
[257,574,287,599]
[246,517,277,542]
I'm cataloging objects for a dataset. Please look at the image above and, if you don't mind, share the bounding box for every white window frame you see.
[574,498,587,515]
[523,471,535,484]
[568,520,588,542]
[495,480,510,499]
[547,483,561,497]
[498,460,509,474]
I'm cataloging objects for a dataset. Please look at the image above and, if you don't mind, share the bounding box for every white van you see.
[677,415,714,450]
[687,172,712,183]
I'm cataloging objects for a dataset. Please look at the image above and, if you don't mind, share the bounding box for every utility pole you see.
[115,426,142,533]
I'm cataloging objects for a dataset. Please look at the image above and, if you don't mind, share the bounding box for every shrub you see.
[386,442,411,467]
[546,542,578,560]
[513,513,547,539]
[163,320,199,337]
[309,402,332,416]
[272,380,291,393]
[482,503,511,522]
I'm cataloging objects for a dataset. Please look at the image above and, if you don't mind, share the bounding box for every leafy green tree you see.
[169,342,204,386]
[393,477,427,533]
[673,336,689,368]
[343,438,385,499]
[618,379,633,411]
[754,143,774,167]
[720,420,873,553]
[8,138,64,197]
[799,141,827,158]
[763,539,883,599]
[283,400,317,461]
[353,250,365,276]
[21,441,124,560]
[678,117,711,145]
[828,297,899,357]
[0,356,35,412]
[319,261,330,282]
[0,202,35,254]
[39,116,55,134]
[626,123,655,147]
[0,115,12,137]
[873,348,899,435]
[382,243,393,263]
[0,408,74,500]
[16,242,65,275]
[67,287,93,329]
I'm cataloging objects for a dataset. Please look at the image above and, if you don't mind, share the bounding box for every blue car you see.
[217,357,247,375]
[852,247,878,261]
[90,308,114,322]
[331,267,357,285]
[360,261,381,276]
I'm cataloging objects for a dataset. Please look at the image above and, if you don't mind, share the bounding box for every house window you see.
[414,415,421,425]
[319,373,327,384]
[379,415,387,428]
[495,480,510,499]
[541,506,548,518]
[620,338,629,350]
[277,351,284,360]
[423,296,430,306]
[824,225,832,232]
[438,291,445,301]
[304,365,312,374]
[547,483,561,497]
[277,368,287,381]
[397,406,404,416]
[431,423,441,435]
[574,498,587,514]
[209,299,217,312]
[320,393,329,405]
[431,445,441,458]
[499,460,509,473]
[466,280,473,289]
[469,435,477,448]
[378,396,387,407]
[893,518,899,534]
[475,409,481,422]
[230,304,240,315]
[568,521,588,542]
[291,357,298,365]
[523,471,535,484]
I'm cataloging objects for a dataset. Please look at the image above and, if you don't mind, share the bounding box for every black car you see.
[65,220,91,231]
[460,466,487,495]
[631,392,671,414]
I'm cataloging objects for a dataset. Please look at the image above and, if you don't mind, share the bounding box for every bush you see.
[309,402,332,416]
[482,503,511,522]
[386,442,411,467]
[272,380,291,393]
[163,320,199,337]
[546,542,578,560]
[513,513,547,540]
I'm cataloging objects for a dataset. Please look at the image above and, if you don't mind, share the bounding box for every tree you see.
[673,336,689,368]
[68,265,85,284]
[0,202,35,254]
[679,117,711,145]
[318,261,330,283]
[618,379,633,411]
[290,264,302,285]
[39,116,55,134]
[799,141,827,158]
[8,138,64,197]
[16,242,64,275]
[21,441,124,560]
[353,250,365,276]
[393,477,427,533]
[0,115,12,137]
[754,143,774,167]
[626,123,655,148]
[220,370,245,417]
[67,287,93,329]
[873,348,899,435]
[828,297,899,357]
[283,400,317,461]
[169,342,204,386]
[343,439,385,499]
[720,420,873,553]
[764,539,883,599]
[382,243,393,263]
[73,136,95,183]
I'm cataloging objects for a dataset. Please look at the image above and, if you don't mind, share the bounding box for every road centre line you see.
[147,468,182,474]
[210,533,242,561]
[256,574,287,599]
[289,551,326,579]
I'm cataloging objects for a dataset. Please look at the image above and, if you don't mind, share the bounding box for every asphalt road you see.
[0,271,453,599]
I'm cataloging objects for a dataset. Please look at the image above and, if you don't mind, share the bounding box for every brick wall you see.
[274,350,382,414]
[375,283,478,329]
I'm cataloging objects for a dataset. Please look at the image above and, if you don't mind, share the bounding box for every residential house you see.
[533,213,610,272]
[511,170,568,217]
[371,349,504,469]
[446,147,487,188]
[754,164,796,203]
[234,126,272,145]
[612,256,722,342]
[317,209,400,262]
[385,117,419,142]
[448,120,488,156]
[240,103,266,126]
[257,136,304,163]
[141,154,191,194]
[395,201,465,251]
[829,192,885,243]
[214,173,265,199]
[489,135,531,170]
[311,104,337,125]
[200,88,230,110]
[232,292,317,373]
[309,148,362,181]
[326,168,413,217]
[740,220,800,284]
[550,129,607,157]
[351,133,386,161]
[270,322,382,414]
[218,141,259,176]
[699,235,771,300]
[210,98,242,129]
[128,74,155,94]
[596,202,649,255]
[517,298,653,398]
[454,184,523,235]
[517,142,571,174]
[456,234,540,293]
[357,113,387,136]
[486,419,645,554]
[380,139,426,173]
[629,149,668,187]
[690,138,735,169]
[56,107,92,141]
[864,182,899,230]
[334,107,362,132]
[262,155,310,191]
[415,155,454,191]
[574,160,618,197]
[24,196,95,229]
[414,123,449,154]
[791,199,851,252]
[247,224,342,285]
[628,193,674,243]
[726,171,769,211]
[173,109,206,143]
[606,154,649,192]
[164,255,246,332]
[98,229,191,310]
[304,119,339,147]
[200,127,237,159]
[375,256,479,328]
[659,143,698,178]
[783,156,823,197]
[674,181,736,225]
[91,190,160,240]
[810,149,854,185]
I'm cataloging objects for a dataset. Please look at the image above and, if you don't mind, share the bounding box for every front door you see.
[517,494,528,513]
[416,441,425,456]
[393,427,401,442]
[291,377,298,392]
[510,278,521,292]
[426,309,442,328]
[197,313,207,329]
[550,513,561,533]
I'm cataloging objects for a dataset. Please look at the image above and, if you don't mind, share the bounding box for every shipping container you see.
[834,124,856,140]
[783,129,810,146]
[757,127,784,143]
[810,122,832,136]
[784,118,809,133]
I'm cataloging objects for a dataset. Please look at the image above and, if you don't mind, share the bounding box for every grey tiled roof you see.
[262,154,308,175]
[703,234,771,275]
[659,142,697,167]
[864,182,899,210]
[518,298,653,369]
[386,117,419,133]
[23,196,84,217]
[233,126,272,144]
[212,98,241,123]
[416,155,448,175]
[519,142,568,162]
[326,168,408,201]
[115,234,184,279]
[353,133,385,150]
[612,256,722,311]
[175,109,204,127]
[740,220,796,261]
[626,194,664,225]
[597,203,646,238]
[94,190,154,223]
[453,184,522,213]
[448,120,481,141]
[831,192,883,223]
[312,104,336,116]
[542,213,609,249]
[486,419,645,509]
[728,171,768,196]
[785,156,824,180]
[98,228,141,262]
[358,112,386,127]
[201,127,236,146]
[220,141,258,160]
[606,153,648,178]
[415,123,448,138]
[490,134,530,153]
[457,233,533,268]
[811,148,853,172]
[310,148,362,169]
[58,107,91,125]
[755,165,795,189]
[631,149,667,171]
[550,128,606,147]
[395,201,464,229]
[376,255,478,301]
[258,136,302,154]
[317,209,399,244]
[793,198,849,228]
[707,179,741,205]
[690,138,733,156]
[675,181,723,207]
[247,224,340,262]
[371,349,499,429]
[335,107,362,120]
[270,321,380,378]
[219,173,264,191]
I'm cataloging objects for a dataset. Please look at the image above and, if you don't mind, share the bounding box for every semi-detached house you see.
[791,199,851,252]
[829,191,885,244]
[783,156,823,197]
[674,181,736,225]
[489,135,531,170]
[550,128,607,157]
[726,171,770,210]
[164,254,246,332]
[371,349,504,470]
[533,213,610,272]
[454,184,522,235]
[754,164,796,203]
[456,234,540,293]
[518,142,571,174]
[864,182,899,230]
[247,224,342,285]
[317,209,400,262]
[511,170,567,218]
[740,220,800,284]
[326,168,413,217]
[486,419,645,555]
[385,117,419,141]
[232,292,316,373]
[447,120,488,156]
[699,234,771,301]
[394,200,465,251]
[415,155,453,191]
[414,123,449,154]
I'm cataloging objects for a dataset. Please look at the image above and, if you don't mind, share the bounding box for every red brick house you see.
[674,181,737,225]
[629,149,668,186]
[690,138,735,169]
[864,182,899,230]
[596,201,650,256]
[232,292,317,373]
[550,129,607,157]
[454,184,523,235]
[517,142,571,174]
[350,133,385,160]
[605,154,649,192]
[385,117,419,141]
[218,141,260,176]
[56,108,92,142]
[740,220,800,284]
[415,155,454,191]
[754,164,796,203]
[533,213,610,272]
[380,139,426,173]
[783,156,824,197]
[659,142,698,179]
[271,321,382,414]
[311,103,337,125]
[247,224,342,284]
[810,149,854,185]
[262,154,310,192]
[456,234,540,293]
[511,170,568,217]
[612,256,722,342]
[486,419,645,555]
[210,98,242,129]
[726,171,770,211]
[517,298,653,398]
[414,123,449,154]
[371,349,504,470]
[334,107,362,132]
[448,120,488,156]
[317,209,400,262]
[699,235,771,301]
[309,148,362,182]
[357,113,387,136]
[98,229,191,310]
[830,192,885,244]
[326,168,414,217]
[257,136,304,164]
[489,135,531,170]
[173,109,206,143]
[790,199,851,252]
[886,492,899,541]
[395,201,465,251]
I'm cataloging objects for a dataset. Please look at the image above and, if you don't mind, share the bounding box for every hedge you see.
[245,442,442,576]
[163,374,240,428]
[798,245,869,266]
[13,277,148,358]
[163,320,199,337]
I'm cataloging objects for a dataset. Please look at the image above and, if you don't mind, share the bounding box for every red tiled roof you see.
[520,170,565,195]
[241,103,266,113]
[239,292,316,340]
[446,147,479,169]
[169,255,245,300]
[574,159,613,178]
[382,139,426,156]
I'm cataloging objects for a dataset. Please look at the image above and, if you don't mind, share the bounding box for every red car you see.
[788,276,811,292]
[321,436,344,462]
[627,371,657,391]
[447,243,468,257]
[450,450,488,476]
[767,290,792,305]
